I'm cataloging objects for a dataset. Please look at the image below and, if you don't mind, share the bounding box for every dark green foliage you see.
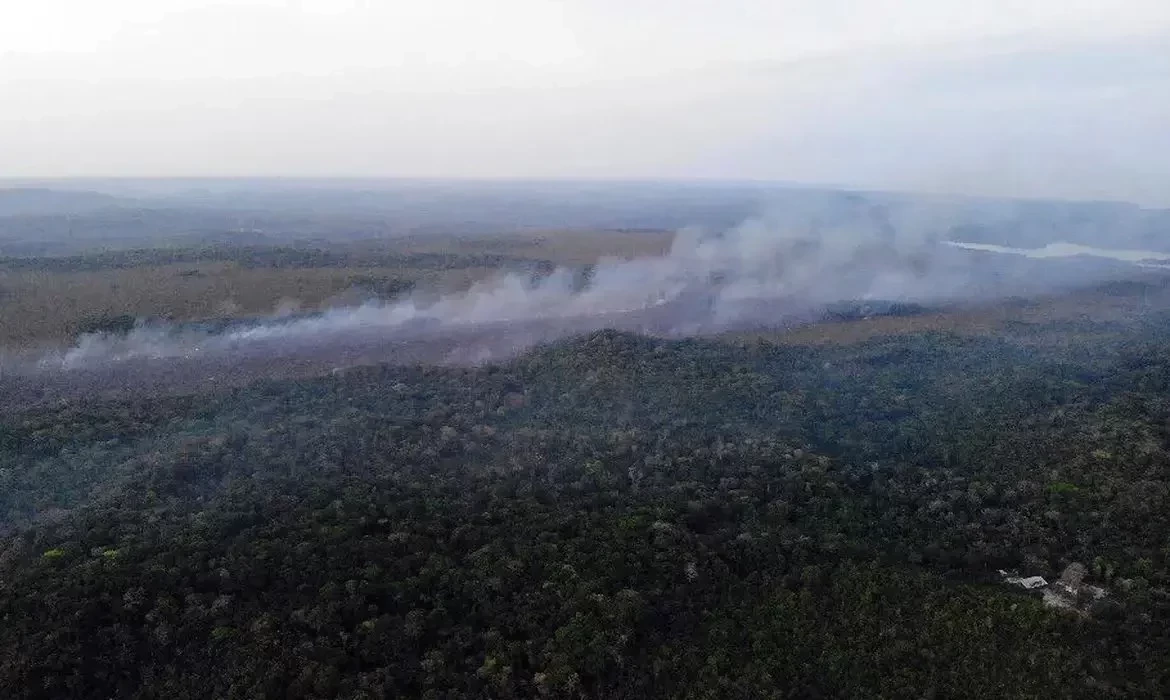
[0,246,547,273]
[823,299,932,321]
[76,313,137,336]
[344,274,415,299]
[3,321,1170,697]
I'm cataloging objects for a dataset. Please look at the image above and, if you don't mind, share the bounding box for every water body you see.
[944,241,1170,264]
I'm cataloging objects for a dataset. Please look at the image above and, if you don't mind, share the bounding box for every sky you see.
[1,0,1168,204]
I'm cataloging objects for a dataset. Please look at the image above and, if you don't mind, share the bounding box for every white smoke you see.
[27,204,1141,372]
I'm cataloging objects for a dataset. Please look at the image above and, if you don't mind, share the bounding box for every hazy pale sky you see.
[2,0,1168,203]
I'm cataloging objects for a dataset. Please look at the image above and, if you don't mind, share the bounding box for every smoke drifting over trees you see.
[20,195,1157,373]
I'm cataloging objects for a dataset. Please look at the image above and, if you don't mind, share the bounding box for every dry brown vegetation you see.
[728,281,1166,347]
[389,229,675,266]
[0,264,494,347]
[0,230,674,348]
[3,227,1162,352]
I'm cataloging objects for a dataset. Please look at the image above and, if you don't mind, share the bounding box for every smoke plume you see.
[20,201,1159,373]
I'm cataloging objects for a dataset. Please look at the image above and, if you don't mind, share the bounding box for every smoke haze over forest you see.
[4,189,1160,373]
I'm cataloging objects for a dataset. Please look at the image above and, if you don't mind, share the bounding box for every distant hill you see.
[0,188,125,217]
[1,181,1167,256]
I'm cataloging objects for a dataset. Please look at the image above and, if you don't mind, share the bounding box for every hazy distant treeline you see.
[0,246,549,273]
[2,182,1168,256]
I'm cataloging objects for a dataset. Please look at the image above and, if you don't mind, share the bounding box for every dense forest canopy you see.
[3,304,1170,697]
